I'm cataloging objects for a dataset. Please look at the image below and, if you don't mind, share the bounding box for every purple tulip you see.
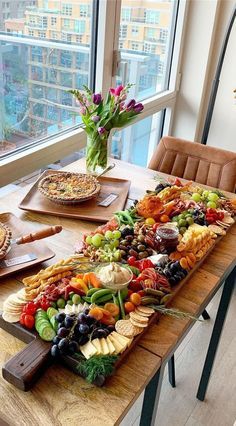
[92,93,102,105]
[109,88,116,95]
[114,85,124,96]
[98,126,106,135]
[91,115,100,122]
[133,103,144,113]
[126,99,136,111]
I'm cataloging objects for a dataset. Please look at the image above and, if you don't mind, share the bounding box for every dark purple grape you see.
[52,336,61,345]
[51,344,60,357]
[78,334,89,345]
[57,327,69,338]
[55,313,66,323]
[86,315,96,325]
[78,312,88,323]
[97,328,107,338]
[58,338,69,351]
[79,323,90,334]
[68,341,79,354]
[84,309,89,315]
[64,316,74,328]
[107,325,115,332]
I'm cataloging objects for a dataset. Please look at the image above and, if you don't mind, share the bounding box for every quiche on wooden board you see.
[0,222,12,259]
[38,172,101,204]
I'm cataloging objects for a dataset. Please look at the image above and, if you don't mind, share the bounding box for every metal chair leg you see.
[197,266,235,401]
[201,309,210,320]
[168,354,176,388]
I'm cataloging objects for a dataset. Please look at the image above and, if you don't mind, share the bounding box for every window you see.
[160,29,168,42]
[131,26,139,36]
[146,10,160,24]
[121,8,131,22]
[74,20,86,34]
[51,17,57,26]
[62,4,72,16]
[119,25,127,39]
[80,4,90,17]
[0,0,186,188]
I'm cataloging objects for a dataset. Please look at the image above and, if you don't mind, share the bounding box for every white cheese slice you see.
[80,341,97,359]
[108,334,125,354]
[100,338,110,355]
[106,336,116,355]
[91,338,102,355]
[111,331,132,348]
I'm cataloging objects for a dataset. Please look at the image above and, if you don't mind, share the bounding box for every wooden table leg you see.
[140,364,165,426]
[196,266,236,401]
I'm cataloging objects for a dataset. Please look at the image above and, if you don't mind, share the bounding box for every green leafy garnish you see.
[76,355,118,384]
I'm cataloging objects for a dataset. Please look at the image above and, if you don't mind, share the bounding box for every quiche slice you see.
[0,222,12,259]
[38,172,101,204]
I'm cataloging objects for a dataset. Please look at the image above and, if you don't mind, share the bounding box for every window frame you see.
[0,0,188,187]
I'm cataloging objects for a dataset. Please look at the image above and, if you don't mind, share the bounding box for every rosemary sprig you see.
[150,305,203,322]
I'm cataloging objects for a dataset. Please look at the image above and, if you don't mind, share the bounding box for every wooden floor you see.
[121,285,236,426]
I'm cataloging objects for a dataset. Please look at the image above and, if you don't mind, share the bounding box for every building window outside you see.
[62,4,72,16]
[38,31,46,38]
[119,24,127,38]
[131,26,139,36]
[158,62,164,74]
[28,30,34,37]
[80,4,90,17]
[119,41,124,49]
[144,42,156,54]
[146,10,160,24]
[131,43,139,51]
[51,17,57,26]
[51,31,58,40]
[159,29,168,42]
[63,18,70,28]
[146,27,156,40]
[74,20,86,34]
[121,8,131,22]
[76,35,83,43]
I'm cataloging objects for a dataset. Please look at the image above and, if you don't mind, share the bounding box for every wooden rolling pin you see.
[14,225,62,245]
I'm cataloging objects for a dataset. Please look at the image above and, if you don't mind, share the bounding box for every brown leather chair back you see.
[148,136,236,193]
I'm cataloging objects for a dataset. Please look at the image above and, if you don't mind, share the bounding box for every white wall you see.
[171,0,236,152]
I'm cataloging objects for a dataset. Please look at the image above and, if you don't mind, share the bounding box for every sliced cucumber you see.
[50,316,58,332]
[35,309,48,320]
[35,319,49,333]
[47,307,58,320]
[39,325,56,341]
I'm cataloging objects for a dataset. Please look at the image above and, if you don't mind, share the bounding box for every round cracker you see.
[2,312,20,323]
[222,216,234,224]
[130,317,148,328]
[208,225,226,236]
[129,311,149,323]
[136,306,155,315]
[115,320,137,338]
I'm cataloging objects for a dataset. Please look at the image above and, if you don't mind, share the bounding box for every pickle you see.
[144,288,165,297]
[160,294,172,305]
[141,296,160,305]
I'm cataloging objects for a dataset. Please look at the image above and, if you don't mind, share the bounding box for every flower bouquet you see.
[70,84,144,174]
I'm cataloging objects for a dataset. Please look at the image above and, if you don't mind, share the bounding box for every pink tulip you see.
[114,85,124,96]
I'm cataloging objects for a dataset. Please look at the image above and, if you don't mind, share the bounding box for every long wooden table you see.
[0,159,235,426]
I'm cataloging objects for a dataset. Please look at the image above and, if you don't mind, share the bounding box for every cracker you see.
[115,319,142,338]
[2,311,21,323]
[222,216,234,224]
[208,225,226,236]
[129,311,149,323]
[130,317,148,328]
[136,306,155,315]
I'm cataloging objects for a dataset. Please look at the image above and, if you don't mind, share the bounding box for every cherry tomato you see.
[137,290,146,297]
[25,302,38,316]
[130,293,141,306]
[152,223,160,232]
[129,279,143,292]
[124,301,135,314]
[24,314,35,329]
[160,214,170,223]
[127,289,133,297]
[40,298,51,311]
[218,212,224,220]
[128,256,137,266]
[20,313,26,326]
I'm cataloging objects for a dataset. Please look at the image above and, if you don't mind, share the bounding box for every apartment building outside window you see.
[0,0,186,185]
[160,28,168,42]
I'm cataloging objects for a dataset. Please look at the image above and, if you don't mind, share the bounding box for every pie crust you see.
[0,222,12,259]
[38,172,101,204]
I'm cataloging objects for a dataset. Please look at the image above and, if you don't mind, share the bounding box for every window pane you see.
[111,111,164,167]
[0,0,93,158]
[117,0,178,101]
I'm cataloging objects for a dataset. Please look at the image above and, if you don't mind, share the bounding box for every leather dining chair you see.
[148,136,236,193]
[148,136,236,388]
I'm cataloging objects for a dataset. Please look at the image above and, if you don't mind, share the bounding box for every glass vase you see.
[86,133,109,175]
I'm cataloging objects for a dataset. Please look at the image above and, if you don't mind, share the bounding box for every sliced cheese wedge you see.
[91,338,102,355]
[111,331,133,348]
[80,341,97,359]
[106,336,116,355]
[100,338,110,355]
[108,334,125,354]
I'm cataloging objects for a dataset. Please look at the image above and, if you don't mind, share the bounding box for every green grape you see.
[191,193,201,202]
[202,190,209,199]
[113,250,121,261]
[105,230,113,240]
[85,235,92,245]
[179,227,187,235]
[91,233,103,247]
[186,217,194,225]
[104,243,112,251]
[110,240,119,249]
[112,230,121,239]
[207,201,217,209]
[179,219,187,227]
[208,192,219,202]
